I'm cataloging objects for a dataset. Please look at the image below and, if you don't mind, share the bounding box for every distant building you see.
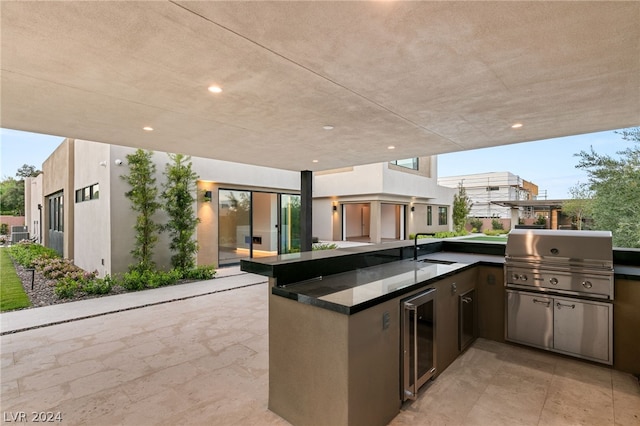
[438,171,539,229]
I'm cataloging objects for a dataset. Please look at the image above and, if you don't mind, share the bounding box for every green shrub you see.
[83,276,113,295]
[181,265,216,280]
[0,223,8,235]
[535,215,547,226]
[491,218,504,230]
[483,229,509,236]
[118,270,146,291]
[469,218,483,231]
[433,230,468,238]
[117,269,182,291]
[54,277,81,299]
[409,234,433,240]
[34,257,96,281]
[313,243,338,250]
[7,241,58,268]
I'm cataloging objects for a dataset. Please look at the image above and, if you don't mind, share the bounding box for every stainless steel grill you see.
[505,229,614,299]
[504,229,614,365]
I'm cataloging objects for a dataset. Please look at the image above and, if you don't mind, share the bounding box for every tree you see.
[0,177,24,215]
[161,153,200,271]
[562,183,594,230]
[16,164,41,178]
[575,127,640,248]
[0,164,40,215]
[121,149,161,272]
[452,182,472,233]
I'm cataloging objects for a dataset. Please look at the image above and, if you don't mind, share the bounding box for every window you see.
[438,206,448,225]
[48,192,64,232]
[91,184,99,200]
[486,186,500,191]
[75,183,100,203]
[427,206,432,226]
[391,158,419,170]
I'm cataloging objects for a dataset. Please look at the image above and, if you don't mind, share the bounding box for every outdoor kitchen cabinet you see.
[476,266,505,342]
[506,289,613,364]
[433,268,477,374]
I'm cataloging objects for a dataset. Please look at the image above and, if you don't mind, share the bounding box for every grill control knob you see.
[521,274,528,281]
[582,281,593,289]
[512,273,519,280]
[549,277,559,285]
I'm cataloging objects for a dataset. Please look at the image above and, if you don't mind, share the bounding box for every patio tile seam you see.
[0,281,267,336]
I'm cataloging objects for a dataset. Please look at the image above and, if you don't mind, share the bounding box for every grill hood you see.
[505,229,613,270]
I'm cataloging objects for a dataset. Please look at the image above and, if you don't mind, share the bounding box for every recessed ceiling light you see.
[388,145,396,150]
[511,123,523,129]
[312,160,319,163]
[208,85,222,94]
[323,125,334,130]
[143,126,154,131]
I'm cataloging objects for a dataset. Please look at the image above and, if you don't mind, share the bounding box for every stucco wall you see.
[41,138,74,258]
[23,174,43,242]
[73,140,111,276]
[105,145,300,272]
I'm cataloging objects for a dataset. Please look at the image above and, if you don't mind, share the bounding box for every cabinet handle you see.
[556,302,575,309]
[461,297,473,304]
[533,298,551,307]
[412,305,419,399]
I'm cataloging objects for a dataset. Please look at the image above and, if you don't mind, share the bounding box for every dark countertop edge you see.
[614,265,640,281]
[242,239,640,284]
[271,263,477,315]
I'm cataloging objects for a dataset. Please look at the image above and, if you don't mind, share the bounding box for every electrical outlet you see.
[382,311,390,330]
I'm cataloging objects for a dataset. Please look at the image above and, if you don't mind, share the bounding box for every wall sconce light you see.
[204,191,212,202]
[332,205,337,212]
[411,206,415,212]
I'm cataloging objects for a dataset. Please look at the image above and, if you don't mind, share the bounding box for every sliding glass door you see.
[280,194,300,254]
[218,189,251,266]
[218,190,300,266]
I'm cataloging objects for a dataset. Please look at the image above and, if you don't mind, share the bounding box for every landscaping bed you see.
[11,260,127,308]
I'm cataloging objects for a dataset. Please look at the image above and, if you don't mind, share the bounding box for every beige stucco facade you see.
[313,157,455,243]
[41,138,74,258]
[28,139,300,276]
[27,143,455,275]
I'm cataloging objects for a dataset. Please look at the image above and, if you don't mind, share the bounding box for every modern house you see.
[438,171,539,229]
[313,157,455,243]
[25,140,455,276]
[25,139,300,275]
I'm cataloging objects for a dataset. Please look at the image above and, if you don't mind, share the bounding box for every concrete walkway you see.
[0,266,267,335]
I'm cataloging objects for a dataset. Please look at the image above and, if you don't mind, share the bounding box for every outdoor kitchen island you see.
[241,240,505,426]
[241,240,640,426]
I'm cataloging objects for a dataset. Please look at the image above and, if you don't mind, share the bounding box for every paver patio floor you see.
[2,277,639,425]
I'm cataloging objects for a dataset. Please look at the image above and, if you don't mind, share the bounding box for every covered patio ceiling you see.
[1,1,639,172]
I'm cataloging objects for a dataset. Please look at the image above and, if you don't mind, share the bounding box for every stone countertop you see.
[272,258,475,315]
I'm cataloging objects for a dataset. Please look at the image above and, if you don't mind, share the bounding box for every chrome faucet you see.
[414,233,432,260]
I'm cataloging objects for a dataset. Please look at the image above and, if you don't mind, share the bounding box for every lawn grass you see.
[0,248,31,311]
[461,235,508,242]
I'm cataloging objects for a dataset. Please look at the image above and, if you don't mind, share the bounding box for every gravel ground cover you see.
[11,261,126,309]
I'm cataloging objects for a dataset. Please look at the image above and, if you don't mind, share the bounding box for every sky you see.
[0,127,634,199]
[438,129,631,199]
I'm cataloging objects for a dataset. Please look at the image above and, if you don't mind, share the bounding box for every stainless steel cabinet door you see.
[553,296,612,363]
[506,290,553,349]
